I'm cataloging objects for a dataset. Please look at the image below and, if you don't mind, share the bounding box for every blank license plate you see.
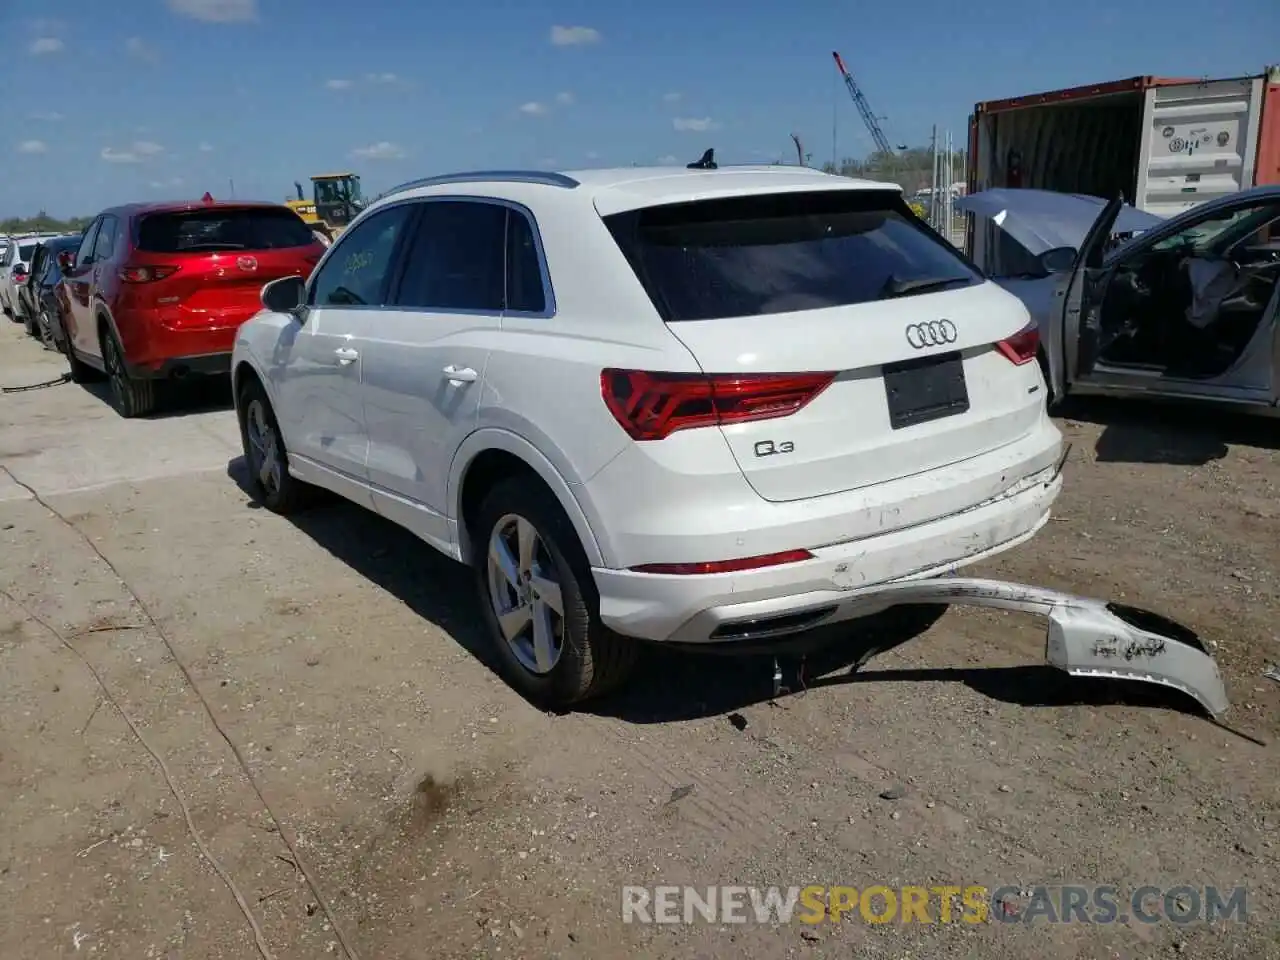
[883,351,970,429]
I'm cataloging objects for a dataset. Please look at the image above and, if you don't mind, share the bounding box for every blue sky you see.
[2,0,1277,217]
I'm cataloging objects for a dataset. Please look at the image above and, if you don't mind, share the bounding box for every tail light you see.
[995,324,1039,365]
[600,369,836,442]
[12,265,26,278]
[630,549,814,575]
[119,265,178,283]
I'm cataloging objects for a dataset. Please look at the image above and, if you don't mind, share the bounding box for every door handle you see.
[334,347,359,365]
[443,365,478,383]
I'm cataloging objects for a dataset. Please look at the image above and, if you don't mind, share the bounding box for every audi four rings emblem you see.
[904,320,957,349]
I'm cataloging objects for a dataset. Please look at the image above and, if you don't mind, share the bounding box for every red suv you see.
[57,200,326,417]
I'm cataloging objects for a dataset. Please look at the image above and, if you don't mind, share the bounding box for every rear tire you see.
[473,478,638,707]
[101,328,156,418]
[236,377,316,514]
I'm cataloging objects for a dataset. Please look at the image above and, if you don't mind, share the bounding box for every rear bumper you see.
[120,318,238,376]
[126,351,232,379]
[594,455,1064,643]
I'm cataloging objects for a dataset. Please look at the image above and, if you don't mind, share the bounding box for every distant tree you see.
[0,211,93,235]
[821,145,965,195]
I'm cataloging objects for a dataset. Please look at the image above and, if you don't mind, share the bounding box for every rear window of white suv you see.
[604,189,982,322]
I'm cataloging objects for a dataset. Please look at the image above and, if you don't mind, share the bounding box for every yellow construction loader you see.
[285,173,365,244]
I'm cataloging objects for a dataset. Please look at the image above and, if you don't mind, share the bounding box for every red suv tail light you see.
[995,324,1039,365]
[119,265,179,283]
[601,369,836,442]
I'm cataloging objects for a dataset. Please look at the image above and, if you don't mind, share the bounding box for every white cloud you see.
[351,141,405,161]
[673,117,719,132]
[325,78,353,90]
[102,147,142,164]
[198,142,214,152]
[657,155,678,164]
[29,111,64,122]
[101,141,165,164]
[549,25,600,46]
[165,0,258,22]
[662,92,683,103]
[555,91,575,105]
[126,37,159,62]
[17,140,48,154]
[519,101,548,116]
[30,37,64,55]
[365,72,399,84]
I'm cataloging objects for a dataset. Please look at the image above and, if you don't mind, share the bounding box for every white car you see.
[231,165,1228,713]
[0,234,51,321]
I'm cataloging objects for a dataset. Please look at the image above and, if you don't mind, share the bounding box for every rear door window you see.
[604,190,983,322]
[392,200,506,312]
[17,243,37,263]
[136,207,316,253]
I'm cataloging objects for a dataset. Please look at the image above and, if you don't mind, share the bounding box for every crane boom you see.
[831,51,894,156]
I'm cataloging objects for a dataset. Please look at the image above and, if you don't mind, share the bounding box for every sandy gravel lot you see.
[1,322,1276,959]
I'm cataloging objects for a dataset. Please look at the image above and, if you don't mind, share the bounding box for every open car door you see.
[1062,194,1125,383]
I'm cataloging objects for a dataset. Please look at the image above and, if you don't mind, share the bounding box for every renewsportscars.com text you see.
[621,884,1247,925]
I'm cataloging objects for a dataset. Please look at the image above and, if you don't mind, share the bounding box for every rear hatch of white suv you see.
[601,184,1044,503]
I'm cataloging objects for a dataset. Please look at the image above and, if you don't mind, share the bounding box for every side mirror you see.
[261,274,306,315]
[57,250,75,272]
[1037,246,1077,275]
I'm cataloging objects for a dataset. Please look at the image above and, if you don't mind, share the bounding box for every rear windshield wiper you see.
[880,275,974,298]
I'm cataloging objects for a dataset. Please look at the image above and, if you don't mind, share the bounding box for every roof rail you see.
[383,170,580,198]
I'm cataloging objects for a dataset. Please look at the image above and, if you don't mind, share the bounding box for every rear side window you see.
[506,210,546,313]
[604,190,982,322]
[136,207,315,253]
[18,243,36,262]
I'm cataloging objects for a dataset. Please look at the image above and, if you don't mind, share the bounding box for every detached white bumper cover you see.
[847,577,1229,719]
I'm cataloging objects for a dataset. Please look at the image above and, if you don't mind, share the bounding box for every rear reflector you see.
[119,265,179,283]
[996,324,1039,365]
[630,549,814,575]
[601,369,835,441]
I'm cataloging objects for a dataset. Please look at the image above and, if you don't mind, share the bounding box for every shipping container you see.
[967,66,1280,274]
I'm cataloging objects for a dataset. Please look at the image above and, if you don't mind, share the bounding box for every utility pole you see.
[929,125,939,230]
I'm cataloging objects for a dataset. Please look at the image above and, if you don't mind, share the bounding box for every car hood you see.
[991,275,1058,330]
[956,188,1164,256]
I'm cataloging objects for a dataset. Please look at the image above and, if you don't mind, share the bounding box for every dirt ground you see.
[1,321,1277,960]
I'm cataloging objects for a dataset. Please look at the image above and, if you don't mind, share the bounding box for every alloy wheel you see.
[244,399,283,497]
[104,337,129,407]
[486,514,565,675]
